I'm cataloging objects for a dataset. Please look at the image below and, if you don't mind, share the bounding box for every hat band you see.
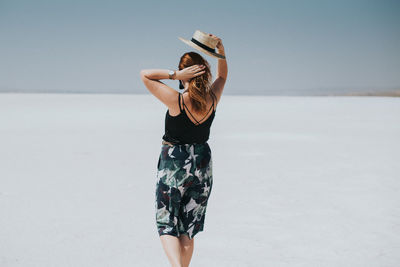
[191,38,216,54]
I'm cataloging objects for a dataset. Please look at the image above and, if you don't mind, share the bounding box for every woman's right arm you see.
[210,35,228,105]
[216,44,227,80]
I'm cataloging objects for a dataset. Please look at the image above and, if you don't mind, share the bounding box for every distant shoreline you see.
[1,89,399,97]
[339,90,400,97]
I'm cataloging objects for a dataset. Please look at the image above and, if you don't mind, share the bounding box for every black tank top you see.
[162,91,217,144]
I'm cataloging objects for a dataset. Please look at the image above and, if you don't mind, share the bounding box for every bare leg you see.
[160,234,183,267]
[178,234,194,267]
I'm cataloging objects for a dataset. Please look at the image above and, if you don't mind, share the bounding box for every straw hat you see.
[178,30,226,59]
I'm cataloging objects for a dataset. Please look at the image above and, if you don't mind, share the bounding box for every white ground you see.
[0,93,399,267]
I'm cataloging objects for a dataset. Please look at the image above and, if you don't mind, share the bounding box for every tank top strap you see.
[210,91,216,111]
[182,96,201,124]
[182,92,215,125]
[197,104,214,124]
[178,93,184,112]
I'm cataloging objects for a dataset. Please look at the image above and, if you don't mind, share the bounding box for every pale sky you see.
[0,0,399,95]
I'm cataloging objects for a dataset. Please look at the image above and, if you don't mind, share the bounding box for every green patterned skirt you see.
[155,141,213,240]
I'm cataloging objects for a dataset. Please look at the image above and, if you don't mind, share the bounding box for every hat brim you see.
[178,37,226,59]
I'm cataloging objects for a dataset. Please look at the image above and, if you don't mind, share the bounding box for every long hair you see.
[178,52,212,113]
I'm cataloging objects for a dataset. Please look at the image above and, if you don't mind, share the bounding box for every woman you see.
[140,32,227,267]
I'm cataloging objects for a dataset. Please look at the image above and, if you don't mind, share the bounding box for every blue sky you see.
[0,0,399,95]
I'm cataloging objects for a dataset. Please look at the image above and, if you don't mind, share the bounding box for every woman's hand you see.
[208,33,224,51]
[176,64,206,80]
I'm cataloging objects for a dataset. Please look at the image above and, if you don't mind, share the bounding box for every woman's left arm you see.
[140,65,205,107]
[140,69,177,107]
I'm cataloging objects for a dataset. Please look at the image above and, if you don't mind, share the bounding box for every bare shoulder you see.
[166,91,181,116]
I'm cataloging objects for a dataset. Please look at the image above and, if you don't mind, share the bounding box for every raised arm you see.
[210,34,228,105]
[139,66,206,107]
[216,44,227,80]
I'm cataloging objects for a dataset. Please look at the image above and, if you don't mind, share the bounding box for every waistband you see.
[162,139,208,147]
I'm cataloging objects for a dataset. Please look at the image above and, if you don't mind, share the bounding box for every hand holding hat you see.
[178,30,226,59]
[209,33,224,52]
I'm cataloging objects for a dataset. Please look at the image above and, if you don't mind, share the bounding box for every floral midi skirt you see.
[155,141,213,240]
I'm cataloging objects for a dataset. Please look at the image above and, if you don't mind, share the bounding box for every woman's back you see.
[170,90,216,120]
[162,90,217,145]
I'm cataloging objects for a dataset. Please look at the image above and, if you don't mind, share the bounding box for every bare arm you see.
[216,46,227,80]
[140,69,177,107]
[210,35,228,105]
[139,66,206,107]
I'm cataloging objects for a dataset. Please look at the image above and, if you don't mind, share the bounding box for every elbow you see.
[141,69,152,77]
[217,76,227,82]
[140,69,149,82]
[217,72,228,81]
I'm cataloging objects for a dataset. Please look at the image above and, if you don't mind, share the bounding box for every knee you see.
[181,242,193,251]
[179,235,194,249]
